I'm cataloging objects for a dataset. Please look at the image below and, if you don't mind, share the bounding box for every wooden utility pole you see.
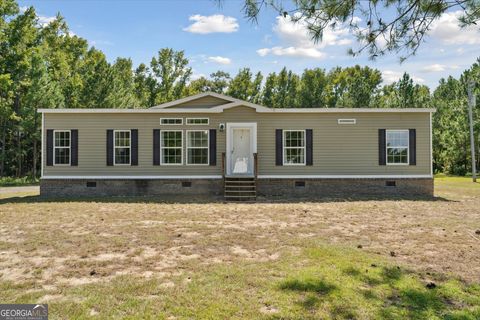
[467,79,477,182]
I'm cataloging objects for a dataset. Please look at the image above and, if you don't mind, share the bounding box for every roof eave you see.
[38,107,436,114]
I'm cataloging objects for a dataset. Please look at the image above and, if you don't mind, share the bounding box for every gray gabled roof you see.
[38,92,436,113]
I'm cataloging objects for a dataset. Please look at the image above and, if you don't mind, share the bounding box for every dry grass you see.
[0,177,479,318]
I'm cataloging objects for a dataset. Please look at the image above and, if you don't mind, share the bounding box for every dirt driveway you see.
[0,185,39,195]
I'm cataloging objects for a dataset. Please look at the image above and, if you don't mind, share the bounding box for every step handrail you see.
[221,152,226,179]
[253,153,258,179]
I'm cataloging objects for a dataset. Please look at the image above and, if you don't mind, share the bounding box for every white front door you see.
[226,123,257,176]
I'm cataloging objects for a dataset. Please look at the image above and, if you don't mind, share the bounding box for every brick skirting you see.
[40,177,433,199]
[257,178,433,198]
[40,179,223,198]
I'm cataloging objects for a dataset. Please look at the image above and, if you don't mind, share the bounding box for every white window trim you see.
[186,130,209,166]
[338,119,356,124]
[186,117,209,125]
[160,130,183,165]
[283,129,306,166]
[113,130,131,166]
[386,129,409,166]
[160,118,183,125]
[53,130,71,166]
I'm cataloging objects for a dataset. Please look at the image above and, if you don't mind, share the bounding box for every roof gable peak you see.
[150,92,238,109]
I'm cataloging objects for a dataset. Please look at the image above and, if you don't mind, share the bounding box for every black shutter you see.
[275,129,283,166]
[209,129,217,166]
[378,129,386,166]
[153,129,160,165]
[106,130,113,166]
[131,129,138,166]
[306,129,313,166]
[46,129,53,166]
[71,129,78,166]
[409,129,416,165]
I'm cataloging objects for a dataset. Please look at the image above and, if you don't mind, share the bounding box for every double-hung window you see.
[54,130,71,165]
[114,130,131,165]
[187,130,209,165]
[161,131,183,164]
[386,130,409,165]
[283,130,305,165]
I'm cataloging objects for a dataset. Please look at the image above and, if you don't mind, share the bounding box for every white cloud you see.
[36,14,77,37]
[256,48,270,57]
[351,16,362,24]
[382,70,425,84]
[257,46,325,59]
[191,73,207,81]
[420,64,461,73]
[183,14,239,34]
[207,56,231,65]
[274,15,351,48]
[91,40,113,46]
[37,15,55,27]
[421,64,446,72]
[19,6,28,13]
[429,10,480,45]
[257,14,352,59]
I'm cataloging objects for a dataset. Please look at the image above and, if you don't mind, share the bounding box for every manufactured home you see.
[39,92,434,199]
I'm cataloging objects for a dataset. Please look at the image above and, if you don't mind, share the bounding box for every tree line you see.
[0,1,478,178]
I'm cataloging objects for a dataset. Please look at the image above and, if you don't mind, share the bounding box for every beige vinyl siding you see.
[43,106,431,176]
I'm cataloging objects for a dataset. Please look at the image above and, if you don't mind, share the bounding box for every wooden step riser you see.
[225,187,256,189]
[225,196,257,200]
[225,182,255,184]
[225,185,256,188]
[225,191,257,197]
[224,178,257,201]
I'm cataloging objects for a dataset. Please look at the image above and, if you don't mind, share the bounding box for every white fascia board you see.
[257,108,436,113]
[38,108,436,114]
[41,174,433,180]
[38,108,223,114]
[41,175,223,180]
[257,175,433,179]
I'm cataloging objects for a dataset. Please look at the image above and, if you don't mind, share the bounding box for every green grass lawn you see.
[0,176,479,319]
[5,245,480,319]
[3,244,479,319]
[0,176,38,187]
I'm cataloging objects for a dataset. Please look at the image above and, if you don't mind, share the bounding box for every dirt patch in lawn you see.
[0,178,479,296]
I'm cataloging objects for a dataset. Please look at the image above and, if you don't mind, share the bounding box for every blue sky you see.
[18,0,480,89]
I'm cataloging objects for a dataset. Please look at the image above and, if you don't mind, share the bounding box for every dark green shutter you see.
[209,129,216,166]
[46,129,53,166]
[71,129,78,166]
[153,129,160,165]
[306,129,313,166]
[106,130,113,166]
[409,129,416,165]
[275,129,283,166]
[378,129,386,166]
[131,129,138,166]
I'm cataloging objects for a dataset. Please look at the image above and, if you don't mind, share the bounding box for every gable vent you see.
[338,119,356,125]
